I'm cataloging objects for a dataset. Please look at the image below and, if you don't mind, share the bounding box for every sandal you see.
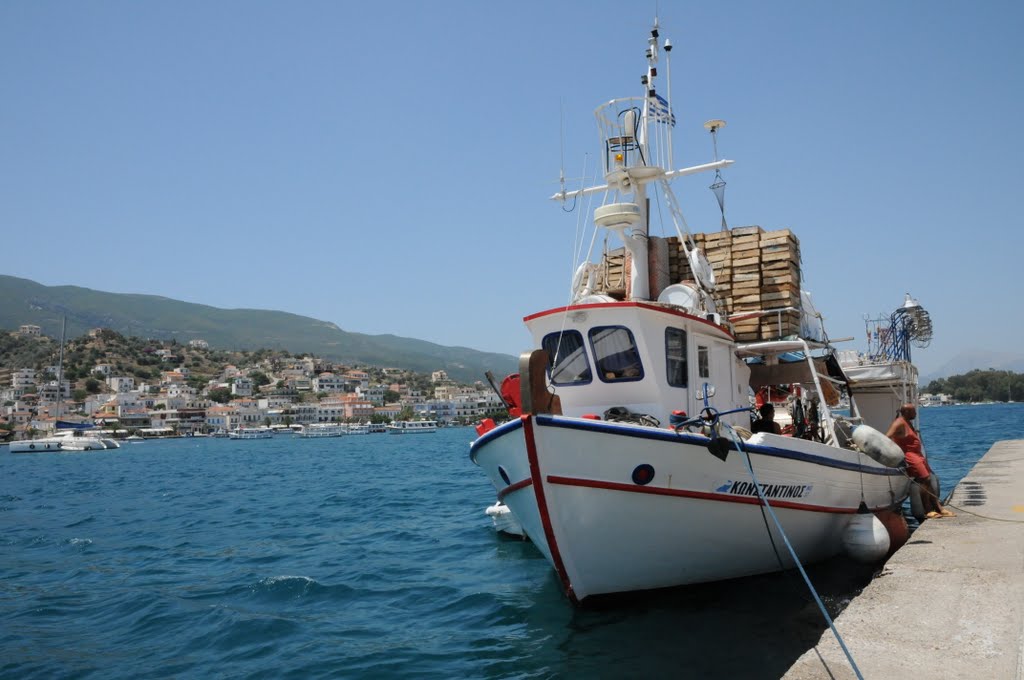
[925,511,941,519]
[939,509,956,517]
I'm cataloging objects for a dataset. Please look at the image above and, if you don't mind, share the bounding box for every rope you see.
[903,472,1024,524]
[720,421,865,680]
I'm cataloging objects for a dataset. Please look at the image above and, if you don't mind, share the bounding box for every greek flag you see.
[650,93,676,127]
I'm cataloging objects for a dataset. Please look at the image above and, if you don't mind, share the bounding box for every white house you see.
[313,372,345,394]
[107,376,136,393]
[231,377,253,397]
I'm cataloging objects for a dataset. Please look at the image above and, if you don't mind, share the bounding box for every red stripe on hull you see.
[497,477,533,501]
[523,416,578,604]
[546,475,886,514]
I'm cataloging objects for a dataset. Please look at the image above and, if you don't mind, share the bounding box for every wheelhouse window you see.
[542,331,592,385]
[589,326,644,382]
[666,327,687,387]
[697,345,710,379]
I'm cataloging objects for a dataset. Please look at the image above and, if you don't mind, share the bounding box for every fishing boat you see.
[469,21,911,603]
[838,293,936,520]
[386,420,438,434]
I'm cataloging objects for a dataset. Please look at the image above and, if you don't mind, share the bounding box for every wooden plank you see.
[761,290,802,305]
[760,282,800,294]
[731,225,764,237]
[760,235,800,249]
[730,234,761,247]
[761,250,800,264]
[731,293,762,306]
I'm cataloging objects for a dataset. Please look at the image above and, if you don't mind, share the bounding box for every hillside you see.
[0,275,516,383]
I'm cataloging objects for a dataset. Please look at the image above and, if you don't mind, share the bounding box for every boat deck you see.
[784,438,1024,679]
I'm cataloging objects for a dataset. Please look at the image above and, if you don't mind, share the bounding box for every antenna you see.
[704,119,728,230]
[664,34,673,169]
[559,99,566,200]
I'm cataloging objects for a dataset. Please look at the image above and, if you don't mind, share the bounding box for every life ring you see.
[29,444,35,450]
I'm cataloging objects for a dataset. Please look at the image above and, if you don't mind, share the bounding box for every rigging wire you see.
[720,422,866,680]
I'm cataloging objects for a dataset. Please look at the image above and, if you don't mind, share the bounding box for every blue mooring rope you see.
[675,395,864,680]
[720,420,864,680]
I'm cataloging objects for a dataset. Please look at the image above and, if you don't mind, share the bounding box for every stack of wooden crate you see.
[757,229,802,340]
[667,226,802,341]
[592,227,803,341]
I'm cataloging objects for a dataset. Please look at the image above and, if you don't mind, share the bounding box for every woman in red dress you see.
[886,403,954,519]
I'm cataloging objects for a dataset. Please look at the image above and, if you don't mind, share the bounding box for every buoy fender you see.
[842,512,891,563]
[851,424,905,467]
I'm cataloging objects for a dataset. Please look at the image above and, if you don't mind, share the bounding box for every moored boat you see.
[9,437,65,453]
[469,21,911,604]
[297,423,347,438]
[386,420,438,434]
[485,501,527,538]
[228,427,274,440]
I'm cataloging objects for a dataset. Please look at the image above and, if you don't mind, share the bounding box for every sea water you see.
[2,403,1022,679]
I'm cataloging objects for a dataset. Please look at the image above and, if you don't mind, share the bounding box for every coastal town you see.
[0,324,506,441]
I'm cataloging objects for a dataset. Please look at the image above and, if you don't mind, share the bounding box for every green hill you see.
[0,274,516,383]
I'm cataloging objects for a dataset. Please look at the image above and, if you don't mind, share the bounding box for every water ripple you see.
[0,409,1019,679]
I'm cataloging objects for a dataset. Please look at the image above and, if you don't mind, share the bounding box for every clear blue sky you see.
[2,1,1022,376]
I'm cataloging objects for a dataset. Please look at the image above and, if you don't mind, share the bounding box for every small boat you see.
[469,21,911,604]
[228,427,274,440]
[124,434,145,443]
[485,501,527,538]
[386,420,438,434]
[297,424,347,438]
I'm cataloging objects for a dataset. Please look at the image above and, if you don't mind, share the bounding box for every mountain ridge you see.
[919,348,1024,385]
[0,274,516,383]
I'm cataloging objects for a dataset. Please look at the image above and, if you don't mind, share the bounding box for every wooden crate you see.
[758,310,801,339]
[761,289,802,307]
[731,225,764,237]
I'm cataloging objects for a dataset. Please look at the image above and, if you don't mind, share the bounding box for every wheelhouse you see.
[525,301,750,426]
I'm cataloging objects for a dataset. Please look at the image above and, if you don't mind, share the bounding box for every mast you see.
[555,19,733,304]
[55,315,66,422]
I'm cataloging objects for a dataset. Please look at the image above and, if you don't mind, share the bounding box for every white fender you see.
[842,509,890,563]
[571,263,599,302]
[851,424,905,468]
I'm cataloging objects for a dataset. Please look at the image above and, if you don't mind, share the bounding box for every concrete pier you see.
[785,439,1024,679]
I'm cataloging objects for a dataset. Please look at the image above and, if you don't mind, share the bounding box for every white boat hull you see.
[9,439,64,453]
[472,415,909,603]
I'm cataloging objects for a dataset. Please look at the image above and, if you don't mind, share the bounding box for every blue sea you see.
[3,404,1022,679]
